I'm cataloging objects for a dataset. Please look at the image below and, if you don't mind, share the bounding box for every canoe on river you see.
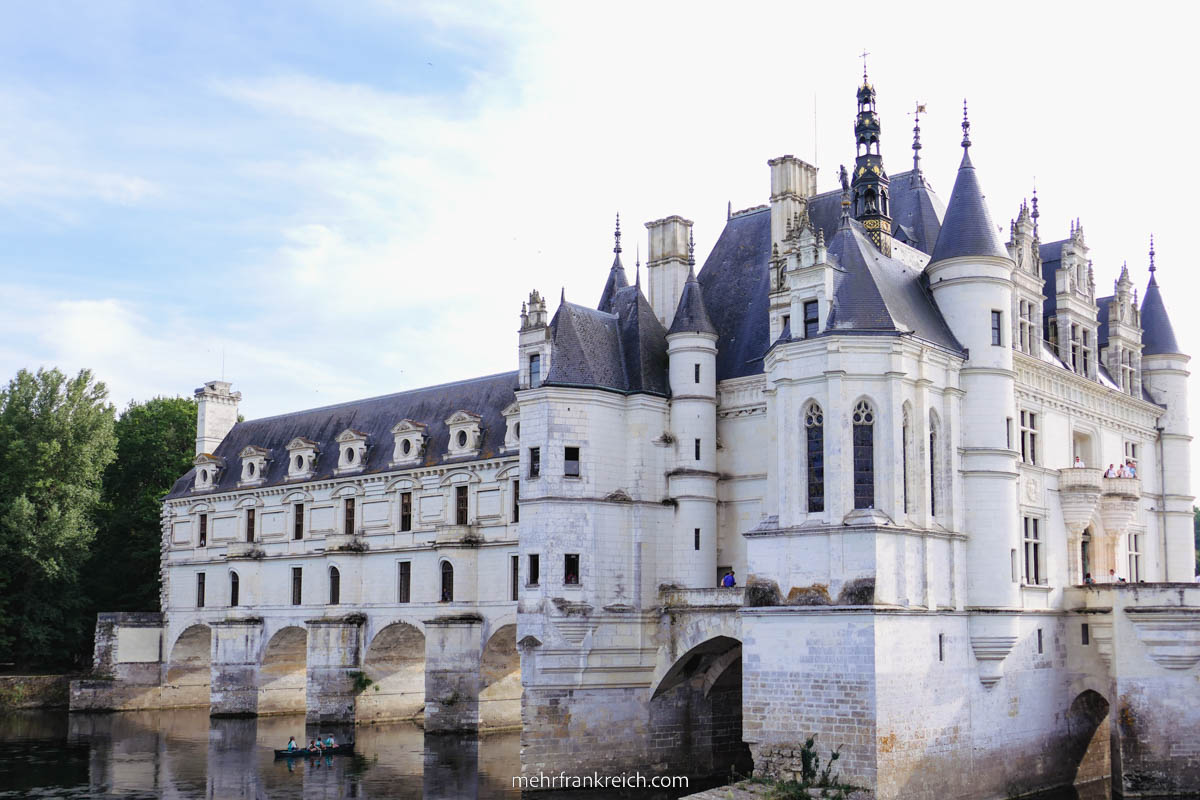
[274,743,355,759]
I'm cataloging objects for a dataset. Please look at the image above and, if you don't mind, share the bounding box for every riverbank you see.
[0,675,75,710]
[682,780,871,800]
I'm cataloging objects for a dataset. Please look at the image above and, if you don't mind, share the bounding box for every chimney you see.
[768,155,818,249]
[644,215,693,329]
[195,380,241,455]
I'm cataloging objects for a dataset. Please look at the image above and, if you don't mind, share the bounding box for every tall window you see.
[694,438,701,461]
[528,553,540,586]
[440,561,454,602]
[1023,517,1043,585]
[1070,324,1080,371]
[246,508,256,543]
[529,353,541,388]
[1020,411,1038,465]
[344,498,356,534]
[511,555,519,601]
[196,573,206,608]
[329,567,341,605]
[198,513,208,547]
[852,400,875,510]
[805,402,824,513]
[512,480,520,523]
[929,413,940,518]
[1124,441,1139,467]
[564,446,580,477]
[529,447,540,478]
[294,503,304,540]
[901,409,911,513]
[694,528,701,551]
[1128,533,1142,582]
[398,561,411,603]
[291,567,302,605]
[229,572,239,607]
[694,363,701,383]
[991,310,1003,346]
[400,492,412,531]
[803,300,819,338]
[455,485,468,525]
[1082,330,1091,374]
[564,553,580,585]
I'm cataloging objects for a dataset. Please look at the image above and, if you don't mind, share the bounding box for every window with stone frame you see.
[852,400,875,510]
[1070,324,1080,372]
[440,561,454,602]
[246,508,255,543]
[803,299,819,338]
[1127,532,1142,582]
[196,572,206,608]
[293,503,304,540]
[199,513,208,547]
[1023,516,1044,585]
[455,485,468,526]
[344,497,356,534]
[901,408,911,514]
[512,480,520,523]
[400,491,412,531]
[511,555,519,601]
[991,310,1003,346]
[564,446,580,478]
[564,553,580,585]
[1124,441,1139,468]
[397,561,411,603]
[1019,410,1038,465]
[291,567,302,605]
[529,353,542,388]
[805,402,824,513]
[929,412,941,519]
[329,566,340,605]
[528,553,540,586]
[529,447,540,478]
[229,571,239,607]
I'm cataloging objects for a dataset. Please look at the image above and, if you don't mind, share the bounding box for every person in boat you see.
[324,734,337,749]
[287,736,298,751]
[308,739,321,752]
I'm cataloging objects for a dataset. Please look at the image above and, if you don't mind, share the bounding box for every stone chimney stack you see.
[645,215,693,329]
[768,155,818,250]
[195,380,241,455]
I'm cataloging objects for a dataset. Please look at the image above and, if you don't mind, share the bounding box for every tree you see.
[86,396,196,617]
[0,368,115,668]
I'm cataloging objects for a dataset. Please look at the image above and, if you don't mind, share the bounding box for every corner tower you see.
[851,68,892,254]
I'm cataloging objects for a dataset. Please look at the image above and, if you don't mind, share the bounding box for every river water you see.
[0,710,713,799]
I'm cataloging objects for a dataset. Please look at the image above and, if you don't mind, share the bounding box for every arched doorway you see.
[358,622,426,722]
[480,624,520,729]
[1066,690,1112,793]
[164,624,212,708]
[649,636,751,778]
[258,627,307,715]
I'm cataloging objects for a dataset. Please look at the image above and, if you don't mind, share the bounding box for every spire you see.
[613,212,622,257]
[1031,185,1040,239]
[668,236,716,337]
[929,106,1007,263]
[597,213,630,313]
[851,69,891,253]
[911,101,925,174]
[687,230,695,269]
[1142,236,1180,355]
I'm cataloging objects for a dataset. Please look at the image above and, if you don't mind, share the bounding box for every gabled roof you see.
[165,372,518,500]
[1141,273,1181,355]
[929,149,1007,263]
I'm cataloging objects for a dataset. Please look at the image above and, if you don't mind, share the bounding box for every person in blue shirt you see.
[324,734,337,749]
[286,736,297,751]
[722,570,736,587]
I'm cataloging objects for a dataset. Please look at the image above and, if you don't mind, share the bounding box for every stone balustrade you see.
[1058,467,1103,492]
[1102,476,1140,499]
[324,533,368,552]
[659,586,746,609]
[434,524,480,544]
[225,541,264,559]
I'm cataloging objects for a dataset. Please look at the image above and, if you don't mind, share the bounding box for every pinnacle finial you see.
[961,99,971,149]
[1149,234,1156,273]
[560,287,566,304]
[613,213,622,255]
[912,101,925,173]
[687,230,696,268]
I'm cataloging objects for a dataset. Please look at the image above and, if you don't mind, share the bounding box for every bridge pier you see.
[209,619,263,716]
[424,614,483,733]
[305,615,364,724]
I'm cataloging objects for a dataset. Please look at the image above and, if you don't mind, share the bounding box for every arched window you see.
[230,572,240,607]
[329,566,340,605]
[901,406,912,514]
[852,400,875,510]
[929,412,941,518]
[440,561,454,602]
[805,403,824,513]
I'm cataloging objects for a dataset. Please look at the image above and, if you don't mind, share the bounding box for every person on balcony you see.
[1074,456,1085,468]
[1104,464,1117,477]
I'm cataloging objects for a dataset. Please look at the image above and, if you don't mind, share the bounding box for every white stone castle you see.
[73,74,1200,799]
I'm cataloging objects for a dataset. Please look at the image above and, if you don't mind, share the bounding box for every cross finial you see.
[860,50,870,82]
[613,212,621,255]
[961,99,971,148]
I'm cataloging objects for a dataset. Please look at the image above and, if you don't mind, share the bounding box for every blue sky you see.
[1,1,1196,484]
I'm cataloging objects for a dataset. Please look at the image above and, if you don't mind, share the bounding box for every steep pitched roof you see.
[668,268,717,337]
[929,149,1007,263]
[165,372,518,500]
[597,255,629,313]
[804,169,944,256]
[1141,272,1181,355]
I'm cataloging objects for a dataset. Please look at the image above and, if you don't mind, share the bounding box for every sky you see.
[1,1,1195,484]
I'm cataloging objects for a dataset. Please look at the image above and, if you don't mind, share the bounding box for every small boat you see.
[274,743,355,759]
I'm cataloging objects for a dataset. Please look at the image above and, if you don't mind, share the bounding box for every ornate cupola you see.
[851,67,892,254]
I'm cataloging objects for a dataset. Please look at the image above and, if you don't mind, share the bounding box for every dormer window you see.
[193,454,224,491]
[286,437,319,480]
[390,419,427,467]
[501,401,520,451]
[238,446,269,487]
[335,429,368,475]
[445,411,482,458]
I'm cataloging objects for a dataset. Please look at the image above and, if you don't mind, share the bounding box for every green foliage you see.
[348,671,374,693]
[85,396,196,617]
[0,368,116,668]
[764,736,846,800]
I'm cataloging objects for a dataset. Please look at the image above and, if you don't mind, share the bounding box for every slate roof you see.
[1096,295,1112,347]
[929,149,1008,263]
[668,268,717,337]
[544,284,669,396]
[804,169,944,256]
[1141,273,1181,355]
[597,254,629,314]
[166,371,518,500]
[1038,238,1069,341]
[696,208,773,380]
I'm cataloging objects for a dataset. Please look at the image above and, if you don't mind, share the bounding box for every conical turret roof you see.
[668,266,716,336]
[1141,269,1180,355]
[929,107,1007,263]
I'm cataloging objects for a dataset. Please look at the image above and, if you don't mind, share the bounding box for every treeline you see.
[0,367,195,670]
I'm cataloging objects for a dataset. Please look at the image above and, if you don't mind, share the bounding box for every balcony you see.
[1100,477,1141,534]
[1058,468,1103,536]
[659,586,745,609]
[225,542,265,559]
[324,533,368,553]
[435,524,482,545]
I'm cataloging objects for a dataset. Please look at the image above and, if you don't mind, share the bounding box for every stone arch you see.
[648,634,751,778]
[358,622,426,722]
[164,624,211,708]
[258,626,307,715]
[1064,689,1112,791]
[479,623,520,729]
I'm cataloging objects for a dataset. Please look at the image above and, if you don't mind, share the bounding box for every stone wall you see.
[0,675,73,709]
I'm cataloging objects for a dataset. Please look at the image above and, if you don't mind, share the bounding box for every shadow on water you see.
[0,710,706,799]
